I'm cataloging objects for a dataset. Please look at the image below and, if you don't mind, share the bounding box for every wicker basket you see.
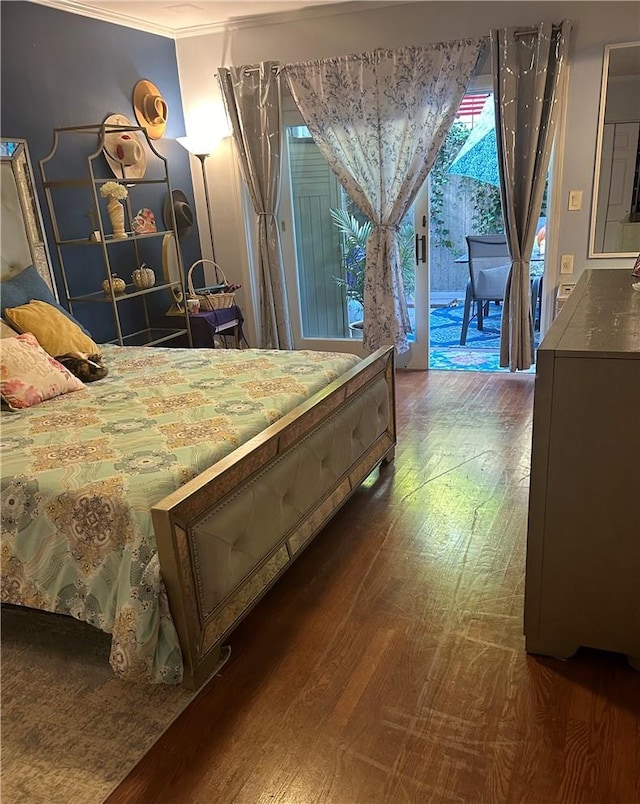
[187,259,235,311]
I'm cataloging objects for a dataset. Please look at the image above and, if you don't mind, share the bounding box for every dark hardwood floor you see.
[109,369,640,804]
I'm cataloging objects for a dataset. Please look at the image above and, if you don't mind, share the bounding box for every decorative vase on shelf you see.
[132,264,156,290]
[106,198,127,240]
[102,274,127,296]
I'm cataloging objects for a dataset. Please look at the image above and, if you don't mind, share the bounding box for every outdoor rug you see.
[1,605,197,804]
[430,301,505,349]
[429,303,540,372]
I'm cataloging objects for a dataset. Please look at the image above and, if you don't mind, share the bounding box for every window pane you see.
[287,126,349,338]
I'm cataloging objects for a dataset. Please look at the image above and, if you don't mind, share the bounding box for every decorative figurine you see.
[132,264,156,289]
[102,274,127,296]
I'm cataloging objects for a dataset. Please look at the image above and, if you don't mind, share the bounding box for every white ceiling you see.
[33,0,364,38]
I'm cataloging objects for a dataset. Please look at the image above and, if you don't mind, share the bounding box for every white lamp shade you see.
[177,129,229,158]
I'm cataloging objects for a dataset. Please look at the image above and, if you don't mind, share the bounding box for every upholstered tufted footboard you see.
[152,346,396,689]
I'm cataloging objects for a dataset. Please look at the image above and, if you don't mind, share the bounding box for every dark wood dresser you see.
[525,268,640,667]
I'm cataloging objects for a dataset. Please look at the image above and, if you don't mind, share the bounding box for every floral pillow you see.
[0,332,85,410]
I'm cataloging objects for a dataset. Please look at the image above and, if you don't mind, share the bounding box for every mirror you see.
[1,138,56,293]
[589,42,640,258]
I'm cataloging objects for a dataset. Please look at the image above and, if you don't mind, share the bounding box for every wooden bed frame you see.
[153,345,396,689]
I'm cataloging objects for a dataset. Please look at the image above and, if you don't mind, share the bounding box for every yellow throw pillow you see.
[4,300,99,356]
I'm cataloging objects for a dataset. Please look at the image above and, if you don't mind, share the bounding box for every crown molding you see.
[30,0,176,38]
[29,1,400,40]
[172,2,397,40]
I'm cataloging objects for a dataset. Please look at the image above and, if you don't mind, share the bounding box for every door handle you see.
[415,233,427,264]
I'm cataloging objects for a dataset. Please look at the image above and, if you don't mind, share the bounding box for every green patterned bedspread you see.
[1,345,360,684]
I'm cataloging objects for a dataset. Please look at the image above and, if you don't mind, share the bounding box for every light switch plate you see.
[568,190,583,211]
[560,254,574,274]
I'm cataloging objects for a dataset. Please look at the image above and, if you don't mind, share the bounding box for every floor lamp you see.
[177,138,218,266]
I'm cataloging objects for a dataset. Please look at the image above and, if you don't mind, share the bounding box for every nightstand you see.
[162,305,247,348]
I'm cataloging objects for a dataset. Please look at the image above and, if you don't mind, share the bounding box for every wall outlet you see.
[560,254,574,274]
[558,282,576,297]
[568,190,583,211]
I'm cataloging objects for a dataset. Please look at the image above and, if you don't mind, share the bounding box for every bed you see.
[0,137,396,689]
[1,330,395,689]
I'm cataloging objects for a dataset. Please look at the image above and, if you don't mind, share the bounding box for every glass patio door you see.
[396,183,429,370]
[280,116,362,356]
[279,105,429,366]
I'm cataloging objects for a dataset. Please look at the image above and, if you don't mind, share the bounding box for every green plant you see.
[431,119,513,249]
[430,120,470,251]
[330,207,371,309]
[470,181,503,235]
[330,208,415,312]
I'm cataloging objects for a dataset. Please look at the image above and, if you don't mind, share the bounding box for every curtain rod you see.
[239,30,547,74]
[513,26,541,38]
[240,65,280,75]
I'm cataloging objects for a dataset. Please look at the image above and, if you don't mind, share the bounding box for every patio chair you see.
[460,234,511,345]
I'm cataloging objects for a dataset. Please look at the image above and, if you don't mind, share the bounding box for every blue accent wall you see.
[1,1,201,336]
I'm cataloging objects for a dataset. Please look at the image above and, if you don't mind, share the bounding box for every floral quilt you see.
[1,345,360,683]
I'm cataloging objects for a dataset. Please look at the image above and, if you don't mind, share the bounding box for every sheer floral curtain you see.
[283,41,484,354]
[492,21,572,371]
[218,62,293,349]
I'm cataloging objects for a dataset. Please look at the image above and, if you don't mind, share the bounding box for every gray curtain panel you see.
[218,63,293,350]
[492,20,572,371]
[283,40,484,355]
